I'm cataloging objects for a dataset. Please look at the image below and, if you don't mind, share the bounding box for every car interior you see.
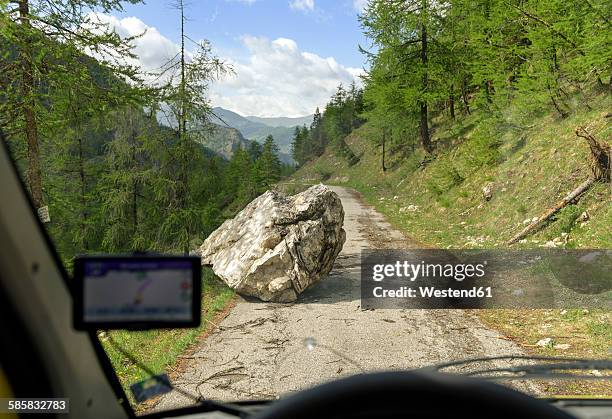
[1,135,611,419]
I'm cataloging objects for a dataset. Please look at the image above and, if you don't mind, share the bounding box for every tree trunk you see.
[449,93,455,119]
[549,85,568,118]
[178,0,190,255]
[419,6,432,153]
[19,0,43,209]
[508,126,609,244]
[130,126,138,236]
[507,178,595,244]
[77,135,88,251]
[381,130,386,172]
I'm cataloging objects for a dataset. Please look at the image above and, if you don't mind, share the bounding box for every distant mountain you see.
[246,114,313,128]
[210,107,266,138]
[210,107,311,161]
[200,123,294,165]
[200,125,251,160]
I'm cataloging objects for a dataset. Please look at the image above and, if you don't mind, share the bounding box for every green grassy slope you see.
[292,95,611,249]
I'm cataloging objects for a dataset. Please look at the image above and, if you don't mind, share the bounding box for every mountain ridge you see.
[201,123,294,165]
[210,107,313,160]
[245,114,313,128]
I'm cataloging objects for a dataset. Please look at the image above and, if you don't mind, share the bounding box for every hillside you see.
[288,94,611,396]
[199,125,251,160]
[211,107,310,157]
[202,123,294,164]
[291,95,611,249]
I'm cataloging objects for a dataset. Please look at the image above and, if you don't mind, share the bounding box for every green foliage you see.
[463,117,504,168]
[0,0,289,263]
[291,83,364,166]
[253,135,282,190]
[426,159,464,196]
[546,205,583,239]
[358,0,611,158]
[316,166,332,181]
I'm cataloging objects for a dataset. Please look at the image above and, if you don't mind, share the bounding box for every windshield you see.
[1,0,610,415]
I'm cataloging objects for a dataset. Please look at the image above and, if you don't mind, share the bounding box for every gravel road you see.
[155,185,535,410]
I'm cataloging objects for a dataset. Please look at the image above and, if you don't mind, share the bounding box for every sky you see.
[104,0,371,117]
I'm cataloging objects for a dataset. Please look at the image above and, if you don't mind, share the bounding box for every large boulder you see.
[199,184,346,302]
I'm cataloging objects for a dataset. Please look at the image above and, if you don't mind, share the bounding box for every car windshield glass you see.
[2,0,610,415]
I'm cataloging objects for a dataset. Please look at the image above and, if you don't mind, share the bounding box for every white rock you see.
[536,338,553,347]
[399,204,420,213]
[482,184,493,201]
[199,185,346,302]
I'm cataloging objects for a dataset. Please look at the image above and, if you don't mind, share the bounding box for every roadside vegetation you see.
[290,93,610,398]
[1,0,285,408]
[288,0,611,397]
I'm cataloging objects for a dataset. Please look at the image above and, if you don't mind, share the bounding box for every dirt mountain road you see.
[156,185,534,409]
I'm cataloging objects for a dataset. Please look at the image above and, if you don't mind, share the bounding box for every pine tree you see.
[154,0,230,253]
[291,126,303,165]
[0,0,143,211]
[253,135,281,192]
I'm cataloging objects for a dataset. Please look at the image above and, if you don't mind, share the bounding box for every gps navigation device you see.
[72,255,201,330]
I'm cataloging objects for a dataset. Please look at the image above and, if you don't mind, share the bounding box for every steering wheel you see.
[252,371,574,419]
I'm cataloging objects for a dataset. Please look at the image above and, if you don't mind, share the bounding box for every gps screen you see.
[73,256,201,330]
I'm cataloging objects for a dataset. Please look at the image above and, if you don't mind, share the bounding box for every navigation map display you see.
[73,256,201,330]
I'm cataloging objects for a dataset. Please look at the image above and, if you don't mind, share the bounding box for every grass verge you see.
[478,309,611,397]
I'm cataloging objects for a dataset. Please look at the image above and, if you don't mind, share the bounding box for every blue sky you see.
[117,0,369,68]
[108,0,370,117]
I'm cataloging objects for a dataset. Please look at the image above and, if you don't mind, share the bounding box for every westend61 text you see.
[372,286,493,299]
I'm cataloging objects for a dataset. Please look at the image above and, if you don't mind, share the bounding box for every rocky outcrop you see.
[198,184,346,302]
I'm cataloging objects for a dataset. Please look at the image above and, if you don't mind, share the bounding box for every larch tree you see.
[0,0,142,212]
[153,0,230,253]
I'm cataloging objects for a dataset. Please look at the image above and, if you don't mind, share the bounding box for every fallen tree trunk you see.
[507,177,595,245]
[507,125,610,245]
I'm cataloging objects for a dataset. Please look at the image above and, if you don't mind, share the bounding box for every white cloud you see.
[353,0,369,12]
[85,13,184,78]
[211,36,363,117]
[82,14,362,118]
[289,0,315,12]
